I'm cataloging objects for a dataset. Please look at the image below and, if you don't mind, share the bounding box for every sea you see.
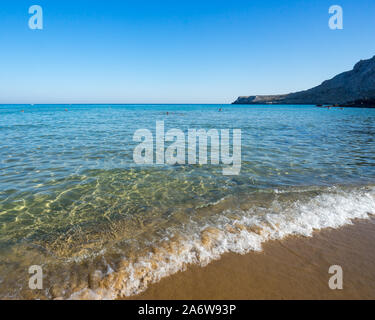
[0,104,375,299]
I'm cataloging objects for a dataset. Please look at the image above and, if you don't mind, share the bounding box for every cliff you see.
[233,55,375,106]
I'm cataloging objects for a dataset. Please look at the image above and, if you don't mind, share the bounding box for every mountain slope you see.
[233,56,375,105]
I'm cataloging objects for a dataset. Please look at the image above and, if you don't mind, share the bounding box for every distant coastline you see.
[233,55,375,108]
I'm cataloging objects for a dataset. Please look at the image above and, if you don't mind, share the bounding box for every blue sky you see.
[0,0,374,103]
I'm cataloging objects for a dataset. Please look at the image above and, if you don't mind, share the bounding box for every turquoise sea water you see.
[1,104,375,299]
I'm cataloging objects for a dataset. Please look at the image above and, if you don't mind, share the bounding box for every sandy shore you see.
[129,217,375,299]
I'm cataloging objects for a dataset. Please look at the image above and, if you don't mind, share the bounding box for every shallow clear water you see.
[1,104,375,299]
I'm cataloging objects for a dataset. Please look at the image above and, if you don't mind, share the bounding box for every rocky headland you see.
[233,55,375,108]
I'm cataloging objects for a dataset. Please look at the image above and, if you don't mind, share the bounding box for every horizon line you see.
[0,103,234,105]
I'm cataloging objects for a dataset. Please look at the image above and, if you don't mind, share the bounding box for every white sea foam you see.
[69,186,375,299]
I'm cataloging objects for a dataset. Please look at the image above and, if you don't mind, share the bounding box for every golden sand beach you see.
[130,217,375,300]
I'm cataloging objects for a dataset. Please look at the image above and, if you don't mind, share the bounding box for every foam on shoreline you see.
[67,186,375,300]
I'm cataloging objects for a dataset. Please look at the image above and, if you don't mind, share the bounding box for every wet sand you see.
[129,217,375,299]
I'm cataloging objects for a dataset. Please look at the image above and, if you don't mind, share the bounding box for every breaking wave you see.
[67,185,375,299]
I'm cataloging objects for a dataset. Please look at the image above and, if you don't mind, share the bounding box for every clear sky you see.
[0,0,374,104]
